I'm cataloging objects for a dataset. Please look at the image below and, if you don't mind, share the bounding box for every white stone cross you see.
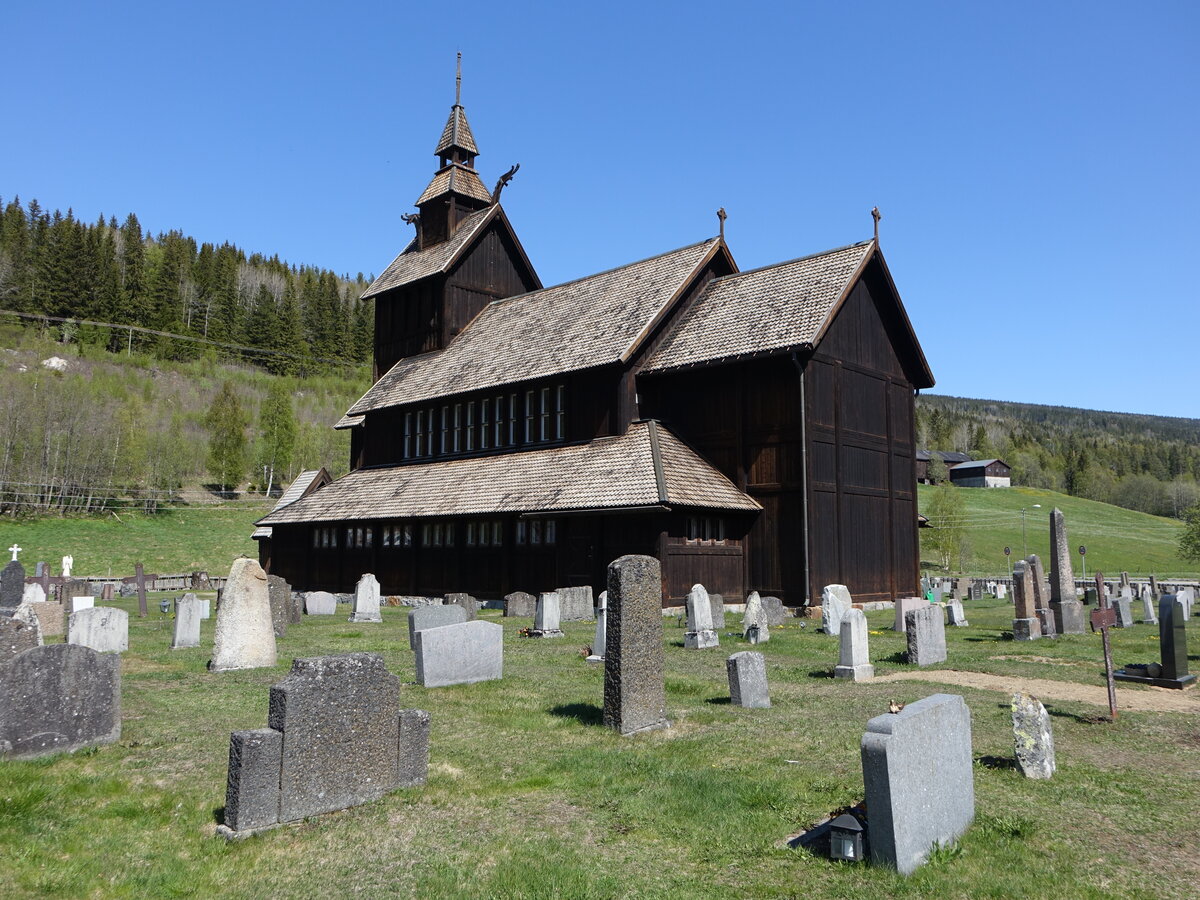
[8,544,21,562]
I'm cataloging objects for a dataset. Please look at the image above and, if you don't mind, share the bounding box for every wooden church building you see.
[256,70,935,607]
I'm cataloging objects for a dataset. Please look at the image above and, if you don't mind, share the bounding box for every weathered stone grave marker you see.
[414,620,503,687]
[304,591,337,615]
[172,595,204,650]
[905,605,947,666]
[208,558,276,672]
[556,585,594,621]
[68,607,128,653]
[742,591,769,644]
[349,573,383,623]
[408,604,469,650]
[603,555,668,735]
[532,591,565,638]
[1012,559,1041,641]
[684,583,719,649]
[1049,508,1085,634]
[1011,692,1055,779]
[821,584,851,636]
[835,608,874,681]
[587,591,608,663]
[504,591,537,618]
[727,651,770,708]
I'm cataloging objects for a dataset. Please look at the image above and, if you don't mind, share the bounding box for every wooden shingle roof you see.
[348,237,723,414]
[642,241,874,373]
[435,105,479,156]
[416,163,492,206]
[255,421,759,526]
[360,206,496,300]
[251,468,332,539]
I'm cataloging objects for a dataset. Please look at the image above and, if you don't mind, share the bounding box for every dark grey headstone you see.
[267,574,292,638]
[727,651,770,708]
[444,593,478,620]
[408,604,469,650]
[0,560,25,616]
[0,615,40,661]
[224,728,283,833]
[708,593,726,629]
[861,693,974,874]
[504,591,537,618]
[603,555,668,735]
[556,586,594,621]
[759,596,788,626]
[397,708,431,788]
[905,606,947,666]
[1161,595,1190,682]
[0,643,121,759]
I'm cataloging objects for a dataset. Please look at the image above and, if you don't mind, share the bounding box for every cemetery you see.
[0,548,1197,896]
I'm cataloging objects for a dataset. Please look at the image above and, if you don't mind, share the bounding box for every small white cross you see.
[8,544,21,562]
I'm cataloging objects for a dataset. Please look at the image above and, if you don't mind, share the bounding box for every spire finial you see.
[455,52,462,106]
[871,206,881,243]
[717,207,727,240]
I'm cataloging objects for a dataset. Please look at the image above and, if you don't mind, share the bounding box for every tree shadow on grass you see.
[808,669,835,679]
[705,696,731,705]
[1048,708,1112,725]
[548,703,604,726]
[965,635,1006,642]
[976,755,1018,771]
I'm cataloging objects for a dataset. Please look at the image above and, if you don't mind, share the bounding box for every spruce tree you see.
[205,381,248,494]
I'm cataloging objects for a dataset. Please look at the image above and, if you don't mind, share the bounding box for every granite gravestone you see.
[267,574,292,637]
[305,591,337,615]
[0,559,26,616]
[172,595,204,650]
[1011,559,1041,641]
[27,601,64,638]
[1011,692,1055,779]
[219,653,429,836]
[603,555,668,735]
[708,593,726,629]
[835,608,874,681]
[532,592,565,638]
[1049,508,1086,634]
[0,614,40,661]
[444,593,479,620]
[1115,595,1197,689]
[946,598,968,627]
[22,582,46,605]
[893,596,930,632]
[504,591,537,618]
[1112,595,1134,628]
[414,620,504,688]
[726,651,770,708]
[68,607,128,653]
[209,558,277,672]
[408,604,470,650]
[821,584,852,636]
[759,596,788,626]
[556,586,594,622]
[1140,586,1159,625]
[742,591,770,644]
[905,606,947,666]
[861,693,974,875]
[587,591,608,663]
[0,643,121,759]
[350,573,383,623]
[684,584,719,649]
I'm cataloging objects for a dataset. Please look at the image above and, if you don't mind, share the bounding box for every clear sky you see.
[5,2,1197,418]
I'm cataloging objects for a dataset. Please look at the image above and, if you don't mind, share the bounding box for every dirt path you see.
[871,669,1200,714]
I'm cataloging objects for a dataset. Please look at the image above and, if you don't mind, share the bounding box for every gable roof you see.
[251,468,332,539]
[949,458,1008,472]
[256,421,759,525]
[349,237,725,414]
[916,449,972,464]
[361,206,498,300]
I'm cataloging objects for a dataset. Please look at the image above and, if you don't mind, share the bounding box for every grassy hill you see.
[917,484,1194,578]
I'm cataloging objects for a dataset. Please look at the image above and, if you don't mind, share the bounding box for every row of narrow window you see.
[686,516,726,543]
[313,519,559,549]
[402,384,566,460]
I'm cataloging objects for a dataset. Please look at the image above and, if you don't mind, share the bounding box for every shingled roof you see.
[642,241,874,373]
[348,237,724,414]
[416,163,492,206]
[251,468,332,539]
[435,105,479,156]
[360,206,496,300]
[256,421,759,526]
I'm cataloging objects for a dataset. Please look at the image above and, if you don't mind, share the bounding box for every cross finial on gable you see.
[871,206,881,243]
[717,207,727,240]
[8,544,21,562]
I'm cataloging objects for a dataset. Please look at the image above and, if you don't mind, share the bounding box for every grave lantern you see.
[828,813,864,862]
[159,598,173,615]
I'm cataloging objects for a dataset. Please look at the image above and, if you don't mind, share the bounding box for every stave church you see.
[255,65,934,607]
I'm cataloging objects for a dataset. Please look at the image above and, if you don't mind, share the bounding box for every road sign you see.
[1079,545,1087,555]
[1004,546,1011,556]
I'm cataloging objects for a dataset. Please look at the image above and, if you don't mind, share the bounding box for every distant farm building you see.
[915,450,971,484]
[947,458,1011,488]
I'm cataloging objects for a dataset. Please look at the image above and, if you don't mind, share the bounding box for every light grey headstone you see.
[759,596,788,626]
[172,596,203,650]
[64,595,94,615]
[68,607,128,653]
[742,591,769,644]
[556,585,594,621]
[684,584,718,649]
[305,591,337,616]
[727,651,770,708]
[1112,596,1134,628]
[1011,692,1055,779]
[350,573,383,623]
[946,598,968,627]
[893,596,930,632]
[603,555,668,735]
[0,643,121,759]
[408,604,469,650]
[905,606,946,666]
[415,620,503,687]
[587,591,608,663]
[1140,586,1158,625]
[444,593,479,620]
[208,558,277,672]
[708,593,725,629]
[533,592,565,637]
[22,583,46,605]
[861,693,974,875]
[835,608,874,681]
[996,583,1007,600]
[504,591,537,618]
[821,584,852,636]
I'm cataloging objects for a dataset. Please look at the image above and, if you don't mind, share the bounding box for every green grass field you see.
[2,595,1198,898]
[918,484,1194,578]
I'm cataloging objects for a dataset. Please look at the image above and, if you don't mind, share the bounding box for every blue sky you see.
[5,1,1197,418]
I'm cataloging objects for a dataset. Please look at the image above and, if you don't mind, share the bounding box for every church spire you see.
[434,53,480,165]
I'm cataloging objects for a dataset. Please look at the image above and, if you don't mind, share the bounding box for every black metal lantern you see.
[828,813,864,862]
[159,598,173,615]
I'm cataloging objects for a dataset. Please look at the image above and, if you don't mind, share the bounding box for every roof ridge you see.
[702,239,873,287]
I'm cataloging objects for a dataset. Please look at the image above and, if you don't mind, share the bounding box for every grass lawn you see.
[3,593,1199,898]
[918,484,1195,578]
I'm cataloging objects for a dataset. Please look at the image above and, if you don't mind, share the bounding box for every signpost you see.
[1079,544,1087,583]
[1089,571,1118,721]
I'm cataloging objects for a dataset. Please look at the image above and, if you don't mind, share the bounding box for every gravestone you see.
[1140,586,1159,625]
[101,583,115,602]
[953,578,970,600]
[532,592,565,638]
[1011,692,1055,780]
[22,583,46,604]
[946,598,968,627]
[905,606,947,666]
[408,604,469,649]
[172,595,203,650]
[0,559,25,616]
[64,594,94,615]
[1112,595,1134,628]
[68,607,128,653]
[304,591,337,615]
[968,583,982,602]
[219,653,429,836]
[1011,559,1042,641]
[0,615,40,661]
[12,603,43,646]
[893,596,930,632]
[861,693,974,875]
[0,643,121,759]
[444,593,479,620]
[996,583,1007,600]
[820,584,852,636]
[1026,555,1049,610]
[1049,508,1085,634]
[504,591,537,618]
[835,608,874,681]
[267,575,293,637]
[208,558,277,673]
[760,596,788,626]
[414,620,503,688]
[28,601,64,638]
[349,573,383,623]
[709,593,726,629]
[587,591,608,663]
[742,591,769,644]
[684,584,719,649]
[726,651,770,708]
[1036,607,1057,639]
[1115,595,1196,689]
[603,555,668,735]
[556,586,594,621]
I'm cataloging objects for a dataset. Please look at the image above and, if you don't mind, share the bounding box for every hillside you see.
[917,483,1194,578]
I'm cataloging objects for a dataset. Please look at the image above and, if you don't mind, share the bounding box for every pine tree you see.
[245,283,281,361]
[205,381,248,494]
[273,279,306,375]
